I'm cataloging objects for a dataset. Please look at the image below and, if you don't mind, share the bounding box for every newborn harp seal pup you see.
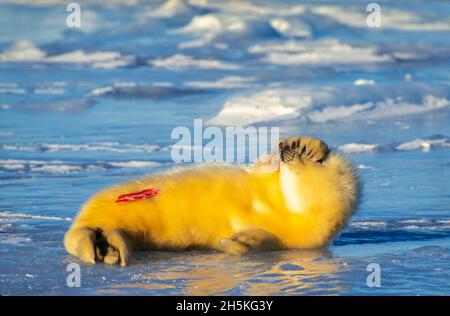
[64,136,360,266]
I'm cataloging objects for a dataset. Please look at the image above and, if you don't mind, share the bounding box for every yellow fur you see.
[65,144,360,265]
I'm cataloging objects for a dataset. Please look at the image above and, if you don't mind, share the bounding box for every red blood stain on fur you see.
[115,188,159,203]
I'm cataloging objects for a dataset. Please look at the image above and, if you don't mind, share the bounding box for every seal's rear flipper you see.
[64,227,133,266]
[64,227,96,264]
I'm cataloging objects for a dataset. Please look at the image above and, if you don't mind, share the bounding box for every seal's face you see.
[279,136,329,164]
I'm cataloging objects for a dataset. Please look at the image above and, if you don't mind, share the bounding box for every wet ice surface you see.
[1,0,450,295]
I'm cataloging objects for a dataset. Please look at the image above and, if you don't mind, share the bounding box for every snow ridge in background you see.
[2,142,161,153]
[312,5,450,31]
[338,136,450,154]
[2,136,449,161]
[349,218,450,231]
[150,54,240,70]
[209,86,450,126]
[0,41,135,69]
[208,89,311,126]
[0,158,162,174]
[249,39,393,65]
[146,0,198,18]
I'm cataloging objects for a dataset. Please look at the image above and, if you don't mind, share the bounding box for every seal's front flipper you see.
[279,136,329,163]
[220,228,282,255]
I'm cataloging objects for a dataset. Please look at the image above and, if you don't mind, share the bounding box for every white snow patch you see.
[147,0,195,18]
[0,88,27,94]
[307,103,374,123]
[327,95,445,124]
[338,143,381,154]
[46,50,134,69]
[184,76,255,89]
[354,79,376,86]
[357,164,376,170]
[150,54,240,70]
[0,41,134,68]
[108,161,161,168]
[208,89,312,126]
[0,211,71,221]
[270,18,311,37]
[88,86,114,97]
[350,221,388,229]
[396,138,450,152]
[0,236,31,245]
[249,39,392,65]
[41,142,160,153]
[312,6,450,31]
[0,41,46,62]
[30,164,84,173]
